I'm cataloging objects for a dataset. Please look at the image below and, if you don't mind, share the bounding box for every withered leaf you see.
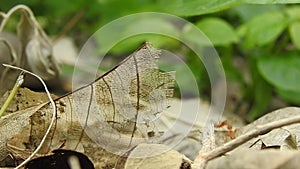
[206,149,300,169]
[0,5,60,95]
[237,107,300,150]
[124,143,190,169]
[0,32,23,95]
[0,42,175,167]
[17,6,60,80]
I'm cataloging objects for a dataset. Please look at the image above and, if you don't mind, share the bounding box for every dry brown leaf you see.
[124,143,191,169]
[206,149,300,169]
[0,42,175,168]
[0,104,46,161]
[0,88,57,114]
[161,98,244,160]
[238,107,300,150]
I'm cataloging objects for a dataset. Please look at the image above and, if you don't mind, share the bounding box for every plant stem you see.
[0,73,24,117]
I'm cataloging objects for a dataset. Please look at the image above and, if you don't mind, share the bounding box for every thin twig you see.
[3,64,56,169]
[53,9,85,42]
[193,110,300,168]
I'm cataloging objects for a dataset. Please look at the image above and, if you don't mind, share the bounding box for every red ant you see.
[214,120,236,139]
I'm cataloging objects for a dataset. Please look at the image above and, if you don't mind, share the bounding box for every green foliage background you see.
[1,0,300,121]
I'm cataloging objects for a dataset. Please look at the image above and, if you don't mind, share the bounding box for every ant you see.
[214,120,236,139]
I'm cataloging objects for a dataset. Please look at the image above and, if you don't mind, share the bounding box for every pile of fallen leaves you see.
[1,5,300,169]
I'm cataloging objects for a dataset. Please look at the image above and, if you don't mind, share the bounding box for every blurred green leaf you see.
[44,0,85,17]
[248,78,272,121]
[161,0,300,16]
[286,6,300,21]
[195,17,238,46]
[181,24,211,46]
[258,54,300,92]
[162,0,239,16]
[238,11,288,48]
[248,57,272,121]
[96,0,160,25]
[219,47,245,83]
[243,0,300,3]
[95,16,180,54]
[109,35,179,55]
[289,22,300,49]
[277,88,300,104]
[232,4,283,22]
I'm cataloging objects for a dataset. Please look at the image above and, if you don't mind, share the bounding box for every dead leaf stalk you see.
[0,5,36,32]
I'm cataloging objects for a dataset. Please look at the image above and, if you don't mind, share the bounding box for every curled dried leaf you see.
[0,5,60,95]
[18,7,60,80]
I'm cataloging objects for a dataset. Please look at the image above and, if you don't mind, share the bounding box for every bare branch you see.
[193,110,300,168]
